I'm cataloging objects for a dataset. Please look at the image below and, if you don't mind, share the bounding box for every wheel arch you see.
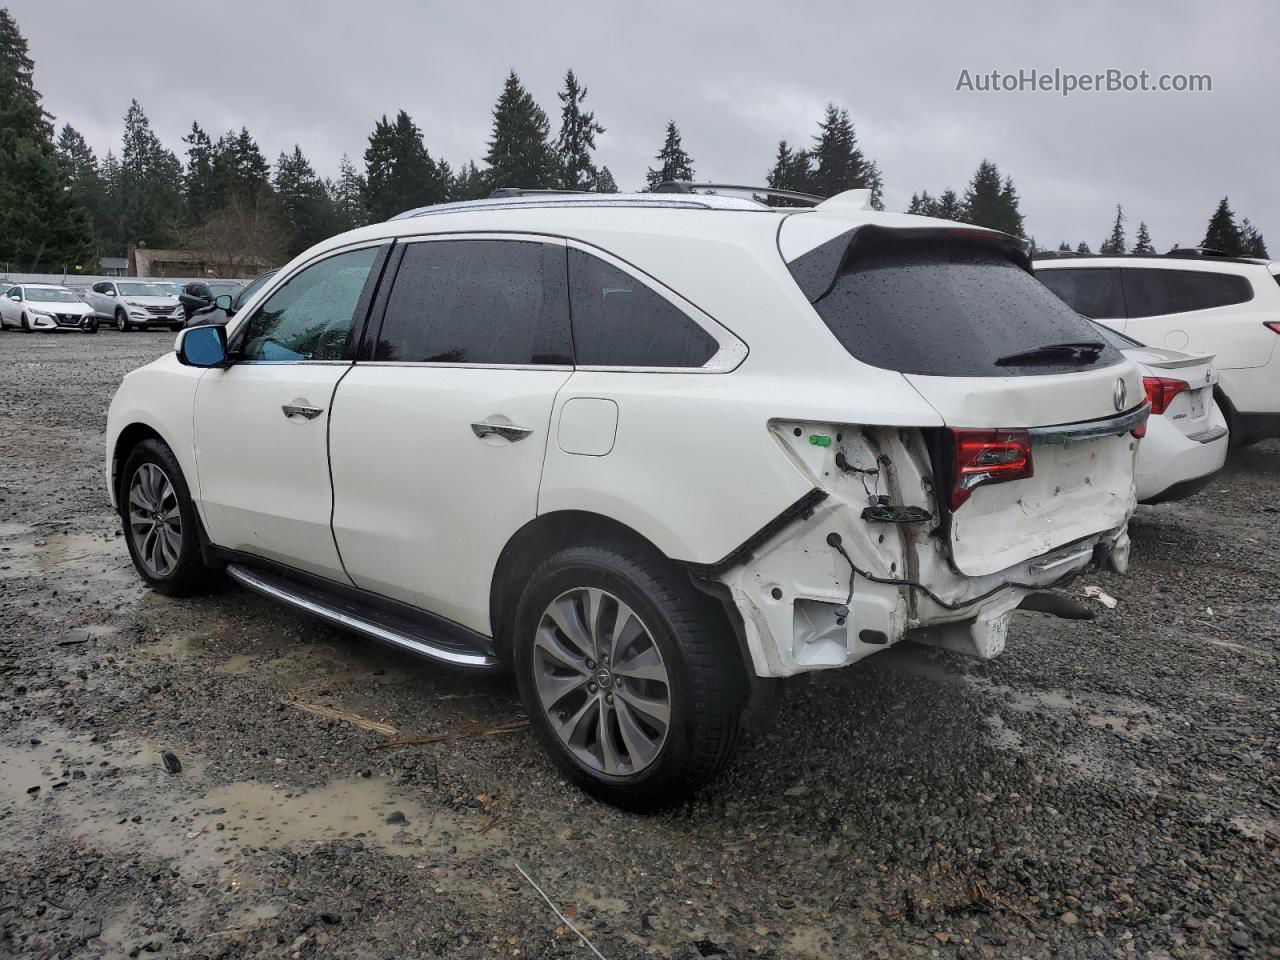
[111,422,166,509]
[488,510,750,674]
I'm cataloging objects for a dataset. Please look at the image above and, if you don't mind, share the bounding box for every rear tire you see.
[119,438,215,597]
[514,543,745,811]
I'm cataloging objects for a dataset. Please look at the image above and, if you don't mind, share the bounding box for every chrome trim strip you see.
[1028,545,1094,575]
[1028,403,1150,445]
[226,564,497,668]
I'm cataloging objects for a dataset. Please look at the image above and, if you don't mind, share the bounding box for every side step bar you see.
[226,563,498,669]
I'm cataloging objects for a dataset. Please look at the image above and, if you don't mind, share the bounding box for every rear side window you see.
[374,239,571,365]
[1121,268,1253,317]
[568,249,717,368]
[803,238,1122,377]
[1036,268,1126,319]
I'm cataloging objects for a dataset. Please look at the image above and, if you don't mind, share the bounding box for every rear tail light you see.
[949,428,1034,510]
[1143,376,1190,416]
[1265,321,1280,335]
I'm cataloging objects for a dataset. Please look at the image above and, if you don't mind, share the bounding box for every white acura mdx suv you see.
[106,186,1148,808]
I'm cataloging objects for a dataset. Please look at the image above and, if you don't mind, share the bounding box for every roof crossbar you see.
[488,187,595,199]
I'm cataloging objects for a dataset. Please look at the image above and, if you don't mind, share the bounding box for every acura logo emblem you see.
[1113,379,1127,412]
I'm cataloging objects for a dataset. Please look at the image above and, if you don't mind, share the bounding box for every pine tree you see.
[450,159,487,202]
[554,69,604,191]
[766,140,813,205]
[274,145,337,257]
[645,120,694,190]
[935,189,964,222]
[1240,218,1269,258]
[594,165,618,193]
[963,160,1024,236]
[182,122,217,223]
[807,105,882,207]
[0,9,93,270]
[116,99,184,248]
[209,127,271,208]
[1132,221,1154,255]
[1202,197,1243,255]
[484,71,557,192]
[56,124,111,250]
[1057,241,1072,252]
[364,110,452,220]
[331,154,369,229]
[1099,204,1126,255]
[907,190,939,217]
[1076,241,1092,255]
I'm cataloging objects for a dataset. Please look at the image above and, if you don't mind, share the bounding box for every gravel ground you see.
[1,328,1277,960]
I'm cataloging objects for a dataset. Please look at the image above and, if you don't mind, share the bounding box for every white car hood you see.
[31,301,92,314]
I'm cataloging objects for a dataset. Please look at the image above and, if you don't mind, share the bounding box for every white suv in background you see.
[84,279,185,331]
[1036,251,1280,445]
[105,187,1147,808]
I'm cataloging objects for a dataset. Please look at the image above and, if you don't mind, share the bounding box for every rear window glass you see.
[1121,268,1253,317]
[1036,268,1126,319]
[805,239,1123,377]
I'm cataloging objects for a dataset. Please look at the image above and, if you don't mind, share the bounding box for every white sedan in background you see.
[0,283,98,333]
[1093,322,1228,503]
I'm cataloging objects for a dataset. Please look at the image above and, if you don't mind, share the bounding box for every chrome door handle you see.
[471,421,533,442]
[282,403,324,420]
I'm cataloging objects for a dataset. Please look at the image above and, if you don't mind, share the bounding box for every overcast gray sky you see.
[13,0,1277,249]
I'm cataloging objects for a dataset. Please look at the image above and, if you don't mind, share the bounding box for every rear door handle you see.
[282,403,324,420]
[471,421,533,442]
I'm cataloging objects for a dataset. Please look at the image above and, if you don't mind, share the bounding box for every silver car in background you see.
[84,280,184,332]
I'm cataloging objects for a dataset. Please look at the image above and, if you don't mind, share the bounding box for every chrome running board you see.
[226,563,498,669]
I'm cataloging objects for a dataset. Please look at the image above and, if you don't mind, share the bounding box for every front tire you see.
[119,439,214,596]
[514,544,745,810]
[85,319,99,334]
[116,309,131,332]
[20,313,30,332]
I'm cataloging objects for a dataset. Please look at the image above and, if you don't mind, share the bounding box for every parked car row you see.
[103,184,1280,809]
[0,278,258,334]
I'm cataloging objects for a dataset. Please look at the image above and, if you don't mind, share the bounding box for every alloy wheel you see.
[127,462,182,577]
[533,587,672,776]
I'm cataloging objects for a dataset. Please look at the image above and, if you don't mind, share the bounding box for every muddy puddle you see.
[0,725,502,873]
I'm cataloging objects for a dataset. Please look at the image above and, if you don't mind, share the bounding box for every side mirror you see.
[214,294,233,311]
[176,325,228,367]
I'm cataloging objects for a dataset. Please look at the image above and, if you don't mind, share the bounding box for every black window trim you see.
[226,239,390,365]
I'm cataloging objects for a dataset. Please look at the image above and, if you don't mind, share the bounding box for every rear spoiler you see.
[786,224,1033,304]
[1141,351,1216,372]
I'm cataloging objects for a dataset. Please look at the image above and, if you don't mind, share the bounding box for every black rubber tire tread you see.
[119,438,216,597]
[513,542,746,811]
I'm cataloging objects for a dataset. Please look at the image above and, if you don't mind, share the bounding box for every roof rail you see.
[489,187,596,199]
[1165,246,1228,259]
[653,181,825,206]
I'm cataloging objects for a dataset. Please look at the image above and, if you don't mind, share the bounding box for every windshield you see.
[799,237,1123,377]
[26,288,80,303]
[117,282,175,298]
[232,271,276,309]
[209,282,241,297]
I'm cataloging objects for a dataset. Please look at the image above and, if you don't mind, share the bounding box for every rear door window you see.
[373,239,571,365]
[1036,268,1126,319]
[1121,268,1253,317]
[567,249,717,368]
[799,237,1122,377]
